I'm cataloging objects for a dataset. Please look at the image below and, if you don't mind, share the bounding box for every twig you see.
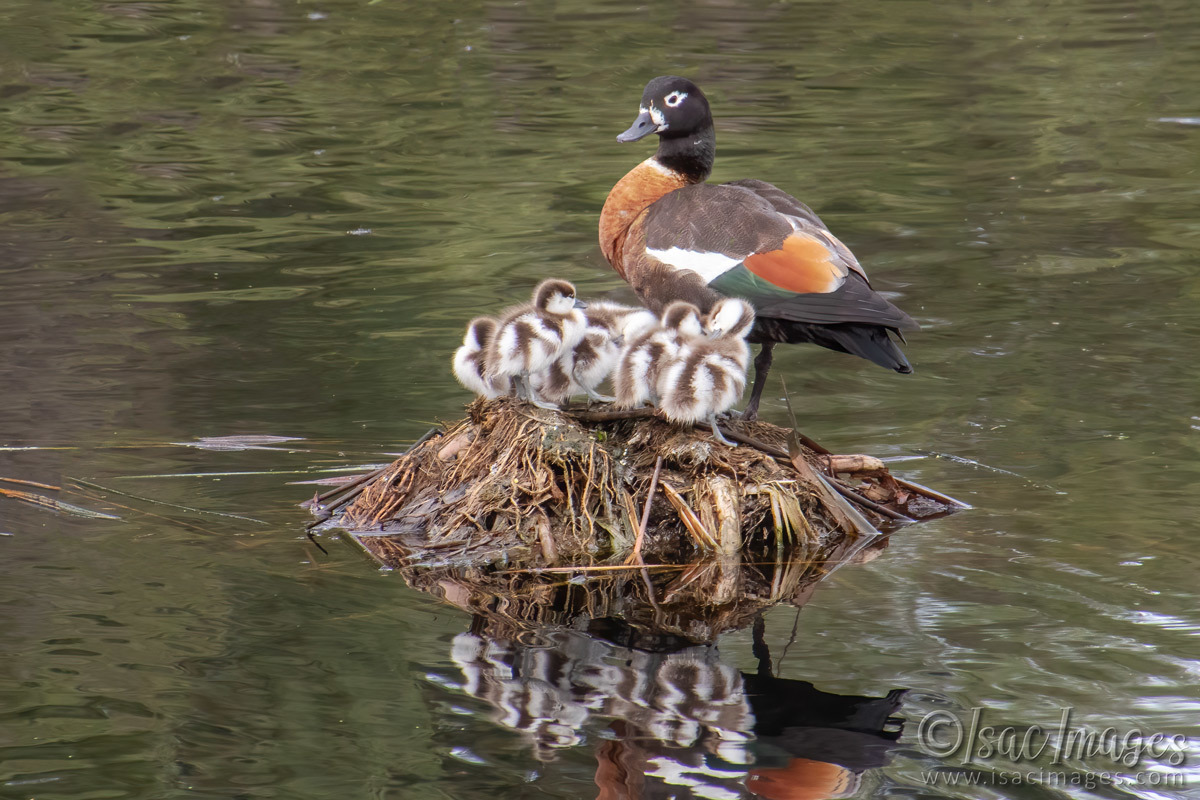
[748,440,933,523]
[639,456,663,538]
[315,427,441,511]
[639,564,663,614]
[69,477,267,524]
[822,475,911,522]
[722,426,914,522]
[306,530,328,555]
[312,424,444,520]
[495,562,686,575]
[721,428,789,458]
[0,476,61,491]
[778,377,969,508]
[778,377,968,508]
[566,407,657,422]
[627,455,663,565]
[892,477,972,509]
[778,376,832,456]
[659,482,719,549]
[796,433,830,456]
[315,467,385,506]
[1,487,62,512]
[777,606,803,676]
[64,484,228,533]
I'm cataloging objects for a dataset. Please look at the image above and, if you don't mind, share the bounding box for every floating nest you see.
[310,397,963,573]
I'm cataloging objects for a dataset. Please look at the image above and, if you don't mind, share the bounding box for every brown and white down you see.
[532,301,658,405]
[658,298,756,446]
[613,300,705,410]
[486,279,588,410]
[453,316,510,399]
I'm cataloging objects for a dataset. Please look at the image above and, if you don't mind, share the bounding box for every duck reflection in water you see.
[448,615,904,799]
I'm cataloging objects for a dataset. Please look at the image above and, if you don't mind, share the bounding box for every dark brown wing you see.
[722,178,829,230]
[641,183,915,331]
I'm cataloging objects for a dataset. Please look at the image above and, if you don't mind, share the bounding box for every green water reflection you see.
[3,0,1200,798]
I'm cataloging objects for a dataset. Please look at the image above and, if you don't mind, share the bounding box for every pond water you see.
[3,1,1200,798]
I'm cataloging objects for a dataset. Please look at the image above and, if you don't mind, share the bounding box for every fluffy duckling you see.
[487,279,588,409]
[583,300,659,343]
[614,301,705,409]
[569,323,625,402]
[531,322,621,405]
[452,317,509,399]
[572,304,660,403]
[533,301,659,406]
[659,298,756,446]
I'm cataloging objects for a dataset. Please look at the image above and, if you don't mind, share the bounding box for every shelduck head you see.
[704,298,756,340]
[617,76,711,144]
[533,279,586,315]
[660,300,704,340]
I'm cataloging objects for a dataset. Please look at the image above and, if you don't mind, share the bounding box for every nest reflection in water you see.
[408,548,905,800]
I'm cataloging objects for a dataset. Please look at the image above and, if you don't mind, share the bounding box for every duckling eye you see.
[664,91,687,108]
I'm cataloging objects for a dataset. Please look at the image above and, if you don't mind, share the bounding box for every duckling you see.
[614,301,705,409]
[658,298,756,446]
[487,279,588,410]
[572,304,662,403]
[452,317,509,399]
[533,302,659,406]
[569,323,624,402]
[531,321,622,405]
[582,300,659,343]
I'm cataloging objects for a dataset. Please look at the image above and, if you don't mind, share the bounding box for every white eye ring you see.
[664,91,687,107]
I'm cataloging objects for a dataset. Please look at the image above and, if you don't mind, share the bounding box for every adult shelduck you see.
[599,76,918,420]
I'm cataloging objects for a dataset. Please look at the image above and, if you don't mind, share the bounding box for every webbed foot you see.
[709,417,737,447]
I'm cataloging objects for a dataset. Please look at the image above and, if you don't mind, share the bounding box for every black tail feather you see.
[750,319,913,373]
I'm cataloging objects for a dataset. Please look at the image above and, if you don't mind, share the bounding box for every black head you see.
[617,76,711,143]
[616,76,715,182]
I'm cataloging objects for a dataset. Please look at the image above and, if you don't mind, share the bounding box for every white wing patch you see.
[646,246,742,283]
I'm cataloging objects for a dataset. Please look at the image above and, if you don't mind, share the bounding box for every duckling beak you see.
[707,327,724,339]
[574,298,588,309]
[617,110,657,142]
[612,334,625,347]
